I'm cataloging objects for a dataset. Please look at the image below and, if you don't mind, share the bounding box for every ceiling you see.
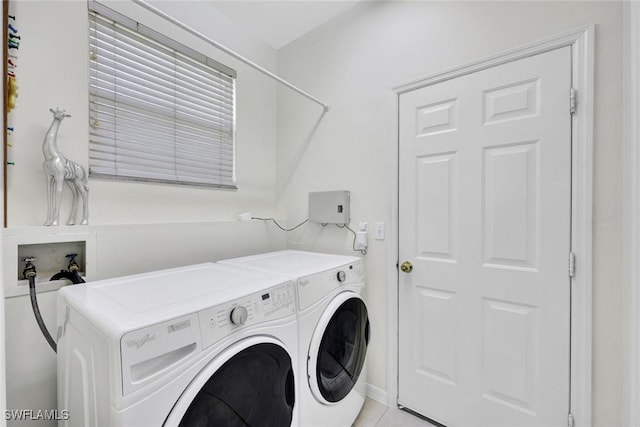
[206,1,363,50]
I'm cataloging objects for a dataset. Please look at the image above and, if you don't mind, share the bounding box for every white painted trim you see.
[387,25,594,426]
[393,24,593,95]
[568,25,594,427]
[386,90,400,407]
[624,2,640,426]
[366,383,389,405]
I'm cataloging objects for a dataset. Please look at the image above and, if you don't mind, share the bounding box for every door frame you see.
[624,3,640,426]
[386,25,594,426]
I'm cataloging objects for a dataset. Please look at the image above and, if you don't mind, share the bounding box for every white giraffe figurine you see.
[42,108,89,226]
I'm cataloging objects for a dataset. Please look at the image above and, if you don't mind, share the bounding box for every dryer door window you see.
[177,343,295,427]
[316,297,370,403]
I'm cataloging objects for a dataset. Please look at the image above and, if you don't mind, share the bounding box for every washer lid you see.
[219,250,360,278]
[59,263,292,338]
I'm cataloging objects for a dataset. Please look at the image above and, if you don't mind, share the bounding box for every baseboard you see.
[366,383,388,405]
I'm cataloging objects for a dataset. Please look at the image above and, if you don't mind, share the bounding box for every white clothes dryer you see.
[219,251,369,427]
[57,263,298,427]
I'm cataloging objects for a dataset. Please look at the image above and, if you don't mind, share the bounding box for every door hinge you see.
[570,87,577,115]
[568,412,575,427]
[569,252,576,277]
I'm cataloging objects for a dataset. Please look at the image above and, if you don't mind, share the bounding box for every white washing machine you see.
[57,263,299,427]
[219,250,369,427]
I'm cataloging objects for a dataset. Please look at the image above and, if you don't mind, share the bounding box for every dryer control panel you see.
[198,281,295,350]
[297,260,364,311]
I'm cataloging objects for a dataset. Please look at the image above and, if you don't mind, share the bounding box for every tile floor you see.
[353,397,437,427]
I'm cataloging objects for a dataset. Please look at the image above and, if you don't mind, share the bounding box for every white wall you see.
[276,1,623,425]
[623,2,640,426]
[7,0,280,226]
[3,1,286,424]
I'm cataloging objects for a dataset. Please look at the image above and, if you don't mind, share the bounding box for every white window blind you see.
[88,2,237,188]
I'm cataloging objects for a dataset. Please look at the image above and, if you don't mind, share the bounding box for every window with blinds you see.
[88,2,237,188]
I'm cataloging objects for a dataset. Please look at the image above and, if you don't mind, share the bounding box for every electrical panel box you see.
[309,190,350,224]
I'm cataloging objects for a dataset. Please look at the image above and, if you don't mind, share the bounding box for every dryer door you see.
[308,292,370,404]
[164,337,295,427]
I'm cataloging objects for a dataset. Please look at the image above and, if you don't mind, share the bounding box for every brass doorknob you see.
[400,261,413,273]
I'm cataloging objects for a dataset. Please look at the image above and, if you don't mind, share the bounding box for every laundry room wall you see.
[3,0,285,423]
[6,0,280,226]
[276,1,623,425]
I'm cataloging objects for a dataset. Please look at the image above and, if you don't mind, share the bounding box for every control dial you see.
[336,270,346,282]
[229,306,248,325]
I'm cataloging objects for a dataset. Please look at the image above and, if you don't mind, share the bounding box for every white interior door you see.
[398,46,572,427]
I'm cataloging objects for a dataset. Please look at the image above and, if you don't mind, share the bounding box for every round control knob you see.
[336,270,346,282]
[229,306,248,325]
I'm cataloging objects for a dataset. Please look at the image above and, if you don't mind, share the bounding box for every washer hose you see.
[50,253,86,285]
[49,270,85,284]
[26,273,57,353]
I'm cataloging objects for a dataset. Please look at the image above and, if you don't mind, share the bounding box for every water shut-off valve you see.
[66,253,80,273]
[22,256,37,280]
[50,253,85,285]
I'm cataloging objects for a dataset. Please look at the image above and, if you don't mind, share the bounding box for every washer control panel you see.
[229,306,248,325]
[198,281,295,349]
